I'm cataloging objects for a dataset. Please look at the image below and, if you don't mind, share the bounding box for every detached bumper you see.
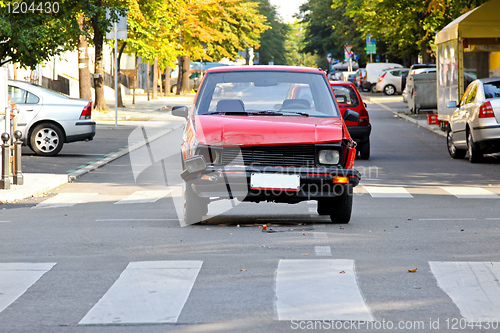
[182,165,361,202]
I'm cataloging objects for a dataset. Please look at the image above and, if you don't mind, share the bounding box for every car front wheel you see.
[30,123,64,156]
[447,130,466,159]
[183,182,209,225]
[467,132,483,163]
[317,185,353,223]
[358,139,370,160]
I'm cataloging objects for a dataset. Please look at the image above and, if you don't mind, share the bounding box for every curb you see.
[68,123,183,182]
[368,99,446,138]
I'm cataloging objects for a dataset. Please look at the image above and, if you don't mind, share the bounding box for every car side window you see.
[8,86,40,104]
[26,92,40,104]
[460,83,477,106]
[8,86,26,104]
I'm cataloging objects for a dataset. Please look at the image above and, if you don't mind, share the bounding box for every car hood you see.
[193,115,345,146]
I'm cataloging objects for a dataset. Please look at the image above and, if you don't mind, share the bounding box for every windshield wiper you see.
[251,110,309,117]
[206,111,249,115]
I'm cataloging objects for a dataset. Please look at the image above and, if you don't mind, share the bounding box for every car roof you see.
[409,64,436,69]
[477,77,500,84]
[206,65,325,74]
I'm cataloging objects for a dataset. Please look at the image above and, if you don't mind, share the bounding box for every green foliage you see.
[252,0,289,65]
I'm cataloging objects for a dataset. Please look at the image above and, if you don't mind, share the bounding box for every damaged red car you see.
[172,66,361,224]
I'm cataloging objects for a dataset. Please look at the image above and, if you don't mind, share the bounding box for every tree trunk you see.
[164,67,171,95]
[176,56,182,96]
[146,60,150,101]
[159,69,163,96]
[91,6,108,112]
[152,56,158,99]
[117,41,126,107]
[78,15,91,100]
[180,56,190,94]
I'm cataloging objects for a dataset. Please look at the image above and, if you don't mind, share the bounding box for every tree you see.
[0,1,81,68]
[252,0,289,65]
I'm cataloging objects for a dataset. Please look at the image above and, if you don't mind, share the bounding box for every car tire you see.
[467,132,483,163]
[446,130,466,159]
[328,185,353,223]
[358,139,370,160]
[317,185,353,223]
[29,123,64,156]
[370,84,377,93]
[383,85,396,95]
[183,182,209,225]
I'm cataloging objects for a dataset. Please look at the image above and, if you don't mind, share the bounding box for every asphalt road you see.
[1,100,500,333]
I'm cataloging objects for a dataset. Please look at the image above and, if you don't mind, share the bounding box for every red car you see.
[330,81,371,159]
[173,66,361,224]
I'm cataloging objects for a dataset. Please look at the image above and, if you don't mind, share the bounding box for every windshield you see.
[194,70,340,117]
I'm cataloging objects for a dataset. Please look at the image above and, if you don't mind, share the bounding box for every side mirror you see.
[447,101,458,108]
[343,109,359,122]
[172,106,189,118]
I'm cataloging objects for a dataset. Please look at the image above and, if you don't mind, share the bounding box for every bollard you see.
[13,130,23,185]
[1,132,10,190]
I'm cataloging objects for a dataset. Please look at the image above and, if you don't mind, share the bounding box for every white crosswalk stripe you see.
[275,259,374,321]
[363,186,413,198]
[79,261,202,324]
[441,187,500,199]
[430,261,500,322]
[114,190,171,204]
[32,193,98,209]
[0,263,56,313]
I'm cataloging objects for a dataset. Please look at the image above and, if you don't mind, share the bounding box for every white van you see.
[362,62,404,92]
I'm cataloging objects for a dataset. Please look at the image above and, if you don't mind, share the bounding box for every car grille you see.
[220,145,316,167]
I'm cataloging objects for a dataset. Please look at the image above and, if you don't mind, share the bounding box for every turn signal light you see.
[333,176,349,184]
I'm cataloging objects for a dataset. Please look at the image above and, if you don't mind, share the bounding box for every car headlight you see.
[185,155,208,173]
[319,150,340,165]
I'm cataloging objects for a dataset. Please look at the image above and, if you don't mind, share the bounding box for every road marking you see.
[0,262,56,313]
[313,232,328,239]
[95,219,178,222]
[314,246,332,256]
[418,218,476,221]
[33,193,98,209]
[115,190,171,204]
[275,259,374,321]
[79,261,202,324]
[441,187,499,199]
[430,261,500,321]
[363,186,413,198]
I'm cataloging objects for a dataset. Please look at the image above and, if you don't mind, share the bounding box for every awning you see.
[435,0,500,44]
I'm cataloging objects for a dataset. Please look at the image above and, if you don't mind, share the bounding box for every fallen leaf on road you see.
[408,268,417,273]
[240,269,247,272]
[339,271,345,274]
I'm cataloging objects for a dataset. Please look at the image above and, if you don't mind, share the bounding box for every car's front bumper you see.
[182,165,361,202]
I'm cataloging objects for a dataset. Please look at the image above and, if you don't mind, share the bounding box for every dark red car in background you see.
[330,81,371,159]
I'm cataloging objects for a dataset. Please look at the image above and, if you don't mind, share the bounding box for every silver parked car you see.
[375,68,409,95]
[8,80,96,156]
[446,78,500,163]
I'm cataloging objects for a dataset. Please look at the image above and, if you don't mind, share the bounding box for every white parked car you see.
[361,62,403,93]
[8,80,96,156]
[446,78,500,163]
[375,68,409,95]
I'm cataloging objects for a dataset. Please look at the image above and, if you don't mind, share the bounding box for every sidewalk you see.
[0,93,195,203]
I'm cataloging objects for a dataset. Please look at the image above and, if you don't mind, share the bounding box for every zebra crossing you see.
[1,259,500,325]
[29,185,500,209]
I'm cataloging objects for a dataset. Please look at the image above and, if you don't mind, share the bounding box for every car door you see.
[8,85,43,137]
[453,82,477,145]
